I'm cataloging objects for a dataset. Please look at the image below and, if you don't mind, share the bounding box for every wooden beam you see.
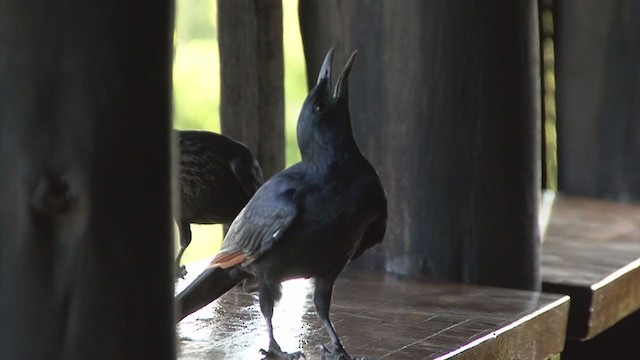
[218,0,285,178]
[0,1,175,358]
[541,195,640,341]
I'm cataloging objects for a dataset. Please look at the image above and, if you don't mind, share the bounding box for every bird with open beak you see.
[176,47,387,360]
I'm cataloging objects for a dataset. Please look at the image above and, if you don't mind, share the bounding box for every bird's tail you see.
[175,266,246,321]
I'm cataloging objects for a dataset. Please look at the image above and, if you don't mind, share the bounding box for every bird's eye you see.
[313,101,327,114]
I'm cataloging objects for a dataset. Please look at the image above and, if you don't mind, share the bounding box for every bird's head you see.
[297,47,358,161]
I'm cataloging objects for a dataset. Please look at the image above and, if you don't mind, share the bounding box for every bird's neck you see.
[300,137,360,170]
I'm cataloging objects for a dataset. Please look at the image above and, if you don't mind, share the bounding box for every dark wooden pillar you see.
[0,1,175,359]
[217,0,285,178]
[555,0,640,201]
[300,0,541,290]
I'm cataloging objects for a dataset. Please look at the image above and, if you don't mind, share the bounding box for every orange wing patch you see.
[208,251,247,269]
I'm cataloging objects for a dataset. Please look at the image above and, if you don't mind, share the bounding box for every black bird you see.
[176,48,387,360]
[174,130,264,278]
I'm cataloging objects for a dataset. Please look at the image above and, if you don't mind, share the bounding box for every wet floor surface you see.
[176,263,568,360]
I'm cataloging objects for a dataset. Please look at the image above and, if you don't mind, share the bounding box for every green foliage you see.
[173,39,220,132]
[174,0,216,42]
[173,0,219,132]
[283,0,307,165]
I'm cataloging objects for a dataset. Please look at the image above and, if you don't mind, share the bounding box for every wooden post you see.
[300,0,542,290]
[0,1,175,358]
[217,0,285,178]
[555,0,640,201]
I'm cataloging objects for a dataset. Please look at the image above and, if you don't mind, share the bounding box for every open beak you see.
[333,50,358,100]
[315,47,358,101]
[316,47,334,93]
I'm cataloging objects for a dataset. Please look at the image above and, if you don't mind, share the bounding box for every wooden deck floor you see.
[541,194,640,340]
[176,263,568,360]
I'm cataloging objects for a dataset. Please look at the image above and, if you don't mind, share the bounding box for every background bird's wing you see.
[351,182,388,261]
[230,154,264,198]
[211,182,300,266]
[178,131,229,196]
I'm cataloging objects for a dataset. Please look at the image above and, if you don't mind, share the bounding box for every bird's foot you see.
[317,344,375,360]
[175,265,187,279]
[260,348,305,360]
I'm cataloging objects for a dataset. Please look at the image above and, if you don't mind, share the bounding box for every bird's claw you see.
[175,265,187,279]
[317,344,351,360]
[260,348,305,360]
[317,344,375,360]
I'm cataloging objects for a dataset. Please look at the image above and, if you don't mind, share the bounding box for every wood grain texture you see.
[299,0,542,291]
[541,195,640,340]
[176,262,568,360]
[555,0,640,201]
[0,0,175,358]
[218,0,284,179]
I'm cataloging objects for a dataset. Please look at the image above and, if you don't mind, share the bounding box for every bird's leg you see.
[174,222,191,278]
[313,276,352,359]
[258,283,305,360]
[314,276,375,360]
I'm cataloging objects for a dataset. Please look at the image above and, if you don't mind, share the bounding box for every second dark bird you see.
[175,130,264,278]
[176,48,387,360]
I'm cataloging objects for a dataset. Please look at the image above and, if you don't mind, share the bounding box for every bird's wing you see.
[351,182,388,261]
[230,154,264,198]
[178,133,229,196]
[209,181,300,268]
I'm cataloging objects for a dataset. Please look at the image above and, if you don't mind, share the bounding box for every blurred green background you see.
[173,0,307,265]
